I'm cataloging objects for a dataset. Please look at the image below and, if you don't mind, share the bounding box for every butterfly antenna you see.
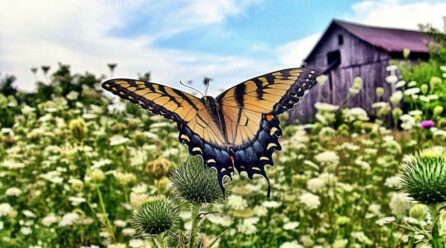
[204,82,210,97]
[203,76,212,98]
[179,80,205,98]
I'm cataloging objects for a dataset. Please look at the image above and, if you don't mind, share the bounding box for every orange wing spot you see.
[265,114,273,121]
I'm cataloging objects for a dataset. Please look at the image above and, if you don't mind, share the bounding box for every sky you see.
[1,0,446,94]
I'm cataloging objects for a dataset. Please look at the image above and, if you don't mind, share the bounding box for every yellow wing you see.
[216,68,318,147]
[102,79,226,147]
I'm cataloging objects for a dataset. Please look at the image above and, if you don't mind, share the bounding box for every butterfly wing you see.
[102,79,227,156]
[216,68,319,195]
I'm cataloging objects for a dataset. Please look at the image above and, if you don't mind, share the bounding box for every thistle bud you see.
[401,148,446,204]
[131,198,178,236]
[169,156,225,204]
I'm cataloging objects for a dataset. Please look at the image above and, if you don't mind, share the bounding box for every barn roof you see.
[305,19,431,62]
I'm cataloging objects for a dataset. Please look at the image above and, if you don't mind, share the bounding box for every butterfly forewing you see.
[102,79,226,148]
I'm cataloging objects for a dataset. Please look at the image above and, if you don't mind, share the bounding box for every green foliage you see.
[0,61,445,247]
[397,25,446,119]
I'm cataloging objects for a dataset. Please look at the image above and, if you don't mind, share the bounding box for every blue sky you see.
[1,0,446,93]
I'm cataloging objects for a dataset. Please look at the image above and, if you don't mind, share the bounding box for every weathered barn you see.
[288,19,431,123]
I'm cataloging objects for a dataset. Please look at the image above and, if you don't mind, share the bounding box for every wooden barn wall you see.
[288,26,394,123]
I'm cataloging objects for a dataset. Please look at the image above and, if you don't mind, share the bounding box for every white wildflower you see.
[113,220,127,228]
[42,213,59,226]
[390,91,403,105]
[40,170,63,184]
[262,201,282,208]
[0,203,14,217]
[345,107,369,122]
[128,239,144,248]
[386,65,398,71]
[376,216,395,226]
[92,159,112,169]
[315,151,339,166]
[23,210,36,218]
[386,75,398,84]
[280,241,303,248]
[253,205,268,217]
[69,196,87,206]
[20,227,32,235]
[299,192,321,210]
[238,217,259,235]
[389,192,412,216]
[109,135,129,146]
[206,215,232,227]
[283,221,299,230]
[5,187,22,196]
[1,160,25,169]
[59,212,80,227]
[314,102,339,112]
[66,91,79,100]
[122,228,136,236]
[385,176,401,188]
[227,195,247,210]
[404,87,420,96]
[307,177,325,192]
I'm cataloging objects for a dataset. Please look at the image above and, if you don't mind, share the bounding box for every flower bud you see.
[146,157,171,180]
[430,77,442,90]
[91,169,105,182]
[69,118,87,142]
[401,148,446,204]
[376,87,384,97]
[131,198,178,236]
[403,48,410,59]
[434,106,444,117]
[420,84,428,95]
[390,91,403,106]
[316,75,328,86]
[392,108,403,120]
[409,204,427,220]
[169,156,225,204]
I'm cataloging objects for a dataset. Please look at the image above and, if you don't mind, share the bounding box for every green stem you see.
[430,205,442,248]
[189,204,201,248]
[96,184,115,241]
[81,142,115,241]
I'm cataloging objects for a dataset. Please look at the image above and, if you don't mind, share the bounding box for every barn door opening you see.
[326,50,341,68]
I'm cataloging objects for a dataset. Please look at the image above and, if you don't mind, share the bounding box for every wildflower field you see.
[1,38,446,247]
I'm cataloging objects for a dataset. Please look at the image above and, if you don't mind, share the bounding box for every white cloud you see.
[347,0,446,30]
[0,0,265,94]
[274,0,446,71]
[276,33,321,67]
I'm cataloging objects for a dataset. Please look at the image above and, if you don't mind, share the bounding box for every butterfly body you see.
[102,68,319,196]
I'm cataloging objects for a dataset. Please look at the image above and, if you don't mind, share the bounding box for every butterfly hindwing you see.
[215,68,319,195]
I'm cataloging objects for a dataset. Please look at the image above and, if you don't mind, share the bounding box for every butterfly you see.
[102,68,319,196]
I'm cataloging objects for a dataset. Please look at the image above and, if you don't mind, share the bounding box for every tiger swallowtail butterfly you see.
[102,68,319,196]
